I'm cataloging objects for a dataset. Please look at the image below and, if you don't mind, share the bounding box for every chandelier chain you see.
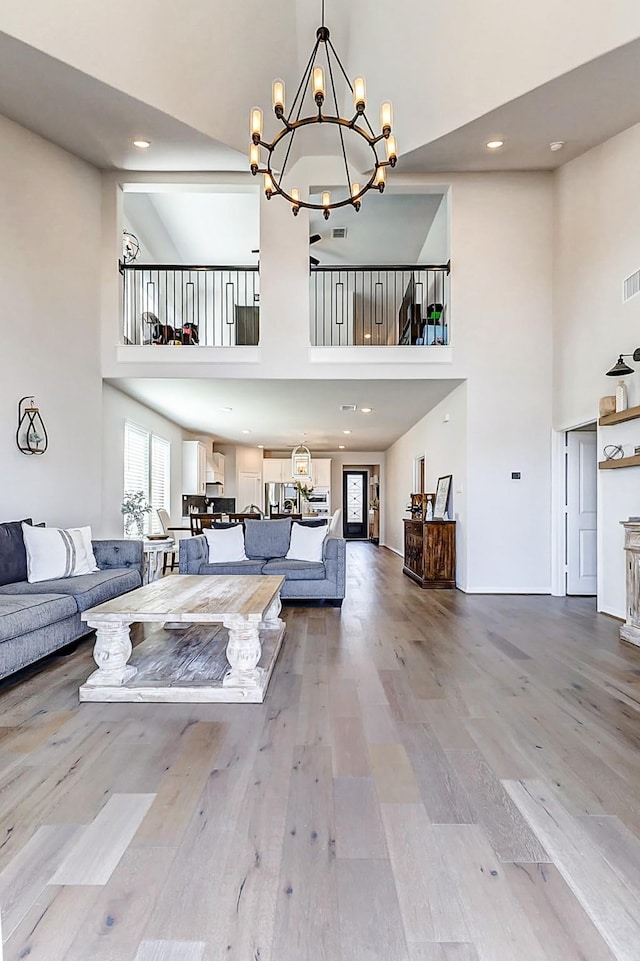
[279,40,320,183]
[326,47,353,195]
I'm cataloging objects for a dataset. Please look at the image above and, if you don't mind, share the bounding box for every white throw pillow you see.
[286,522,327,562]
[21,524,99,583]
[203,525,247,563]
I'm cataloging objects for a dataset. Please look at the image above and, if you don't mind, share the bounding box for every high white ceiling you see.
[109,378,462,451]
[2,14,640,176]
[0,31,247,171]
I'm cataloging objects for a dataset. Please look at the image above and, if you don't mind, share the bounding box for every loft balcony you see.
[309,263,450,347]
[118,262,451,360]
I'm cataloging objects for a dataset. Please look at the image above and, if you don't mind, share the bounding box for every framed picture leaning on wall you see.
[433,475,452,519]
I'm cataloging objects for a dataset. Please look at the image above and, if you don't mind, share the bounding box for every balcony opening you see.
[120,185,260,347]
[308,189,450,347]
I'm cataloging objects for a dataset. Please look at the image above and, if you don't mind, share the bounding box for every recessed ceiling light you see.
[257,444,264,449]
[361,407,372,414]
[343,429,352,435]
[338,445,345,449]
[549,141,565,152]
[242,429,251,434]
[132,139,151,149]
[221,407,233,413]
[485,140,504,150]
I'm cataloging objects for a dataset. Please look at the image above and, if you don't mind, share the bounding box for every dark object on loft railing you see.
[142,312,199,345]
[16,396,48,455]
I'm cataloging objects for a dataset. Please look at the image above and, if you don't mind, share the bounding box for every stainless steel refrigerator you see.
[264,483,300,516]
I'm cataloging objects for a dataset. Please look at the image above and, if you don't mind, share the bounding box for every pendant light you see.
[291,444,313,481]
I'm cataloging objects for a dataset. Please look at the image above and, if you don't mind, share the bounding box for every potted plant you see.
[121,490,152,538]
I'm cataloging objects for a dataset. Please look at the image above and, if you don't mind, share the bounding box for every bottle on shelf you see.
[426,494,433,520]
[616,379,628,413]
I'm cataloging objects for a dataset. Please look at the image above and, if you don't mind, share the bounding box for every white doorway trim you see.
[550,420,598,598]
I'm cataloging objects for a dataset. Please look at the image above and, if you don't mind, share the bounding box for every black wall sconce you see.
[16,396,48,455]
[606,349,640,376]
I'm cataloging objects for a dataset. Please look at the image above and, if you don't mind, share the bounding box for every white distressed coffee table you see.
[79,574,285,704]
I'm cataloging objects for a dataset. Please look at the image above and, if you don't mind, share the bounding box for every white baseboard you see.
[384,544,403,557]
[460,586,551,595]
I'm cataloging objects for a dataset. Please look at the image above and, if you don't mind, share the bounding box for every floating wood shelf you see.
[599,404,640,426]
[599,454,640,470]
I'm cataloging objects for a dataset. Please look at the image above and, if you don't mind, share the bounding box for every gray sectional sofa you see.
[179,517,346,605]
[0,519,144,681]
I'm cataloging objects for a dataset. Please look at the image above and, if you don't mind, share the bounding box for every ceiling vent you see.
[332,227,348,240]
[623,268,640,302]
[340,404,357,412]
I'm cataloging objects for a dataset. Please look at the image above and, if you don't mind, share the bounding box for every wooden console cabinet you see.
[620,520,640,647]
[403,519,456,589]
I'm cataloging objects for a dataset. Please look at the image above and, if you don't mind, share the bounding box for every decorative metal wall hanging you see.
[17,396,48,455]
[122,230,141,265]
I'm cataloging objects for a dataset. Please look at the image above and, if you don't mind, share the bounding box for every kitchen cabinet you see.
[182,441,207,495]
[263,458,294,484]
[313,459,331,488]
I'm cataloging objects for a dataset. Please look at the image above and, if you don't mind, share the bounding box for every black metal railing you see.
[310,264,450,346]
[120,263,260,346]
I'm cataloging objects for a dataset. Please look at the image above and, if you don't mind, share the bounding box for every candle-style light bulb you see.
[374,166,386,192]
[351,183,362,211]
[249,143,260,173]
[385,134,398,166]
[272,79,285,118]
[353,77,366,113]
[291,187,300,216]
[250,107,263,143]
[322,191,331,220]
[380,101,393,136]
[312,67,325,104]
[264,173,274,199]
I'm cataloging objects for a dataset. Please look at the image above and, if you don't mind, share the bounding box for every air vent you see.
[332,227,348,239]
[340,404,357,412]
[623,268,640,302]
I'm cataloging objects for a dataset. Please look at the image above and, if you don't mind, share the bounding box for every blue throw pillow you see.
[0,518,33,586]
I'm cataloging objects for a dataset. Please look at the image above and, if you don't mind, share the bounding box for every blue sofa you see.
[179,517,346,605]
[0,519,144,681]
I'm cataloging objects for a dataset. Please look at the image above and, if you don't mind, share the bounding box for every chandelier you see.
[248,2,397,219]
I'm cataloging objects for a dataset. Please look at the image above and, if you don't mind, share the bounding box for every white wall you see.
[417,194,449,265]
[554,122,640,616]
[102,384,188,537]
[386,383,467,588]
[452,174,553,592]
[0,114,103,530]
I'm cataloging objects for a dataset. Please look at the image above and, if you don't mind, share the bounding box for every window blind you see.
[123,423,171,536]
[150,435,171,534]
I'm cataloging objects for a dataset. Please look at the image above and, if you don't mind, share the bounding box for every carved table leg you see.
[83,619,137,687]
[222,614,264,688]
[260,594,285,633]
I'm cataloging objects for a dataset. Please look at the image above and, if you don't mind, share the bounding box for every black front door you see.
[343,470,368,539]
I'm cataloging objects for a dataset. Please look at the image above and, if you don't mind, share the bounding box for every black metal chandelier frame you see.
[250,15,395,218]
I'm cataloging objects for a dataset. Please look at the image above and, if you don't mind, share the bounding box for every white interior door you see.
[238,471,263,511]
[566,430,597,595]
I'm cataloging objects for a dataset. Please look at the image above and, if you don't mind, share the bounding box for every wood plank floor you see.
[1,543,640,959]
